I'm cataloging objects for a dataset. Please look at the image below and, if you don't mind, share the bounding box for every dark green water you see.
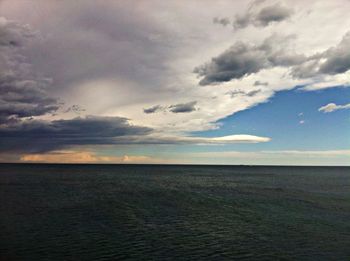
[0,164,349,260]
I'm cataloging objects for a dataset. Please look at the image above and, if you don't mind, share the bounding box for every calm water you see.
[0,164,349,260]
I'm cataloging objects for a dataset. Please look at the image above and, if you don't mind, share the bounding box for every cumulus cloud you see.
[194,34,305,85]
[0,17,59,123]
[169,101,197,113]
[194,42,269,85]
[292,32,350,79]
[195,29,350,87]
[318,102,350,113]
[233,1,293,29]
[319,32,350,75]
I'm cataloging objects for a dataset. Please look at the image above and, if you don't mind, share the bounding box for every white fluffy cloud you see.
[319,103,350,113]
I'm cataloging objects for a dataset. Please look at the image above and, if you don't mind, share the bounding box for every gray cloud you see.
[64,104,86,114]
[194,42,269,85]
[292,32,350,78]
[0,17,59,123]
[194,34,305,85]
[213,17,230,27]
[169,101,197,113]
[8,1,176,101]
[233,2,293,29]
[0,115,271,154]
[227,89,261,98]
[143,105,164,114]
[0,16,36,46]
[226,90,245,97]
[144,102,198,114]
[246,89,261,96]
[319,33,350,75]
[254,80,268,86]
[0,116,152,153]
[256,3,293,26]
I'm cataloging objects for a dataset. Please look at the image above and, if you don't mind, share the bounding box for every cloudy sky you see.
[0,0,349,165]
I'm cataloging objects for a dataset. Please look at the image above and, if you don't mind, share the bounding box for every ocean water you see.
[0,164,349,260]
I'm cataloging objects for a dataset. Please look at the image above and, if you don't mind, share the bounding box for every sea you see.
[0,164,349,260]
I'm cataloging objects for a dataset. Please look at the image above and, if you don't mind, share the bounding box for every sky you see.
[0,0,349,165]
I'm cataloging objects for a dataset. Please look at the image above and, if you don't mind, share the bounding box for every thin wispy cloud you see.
[319,103,350,113]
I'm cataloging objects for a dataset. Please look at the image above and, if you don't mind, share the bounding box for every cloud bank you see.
[194,34,304,85]
[0,116,152,153]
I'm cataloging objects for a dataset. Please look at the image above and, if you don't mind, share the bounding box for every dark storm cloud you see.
[169,101,197,113]
[0,116,152,153]
[0,17,59,123]
[213,17,230,27]
[0,16,36,46]
[0,115,267,154]
[194,34,305,85]
[291,32,350,78]
[143,105,164,114]
[233,2,293,29]
[14,1,176,98]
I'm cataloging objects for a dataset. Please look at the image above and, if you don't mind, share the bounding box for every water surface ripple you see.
[0,164,349,260]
